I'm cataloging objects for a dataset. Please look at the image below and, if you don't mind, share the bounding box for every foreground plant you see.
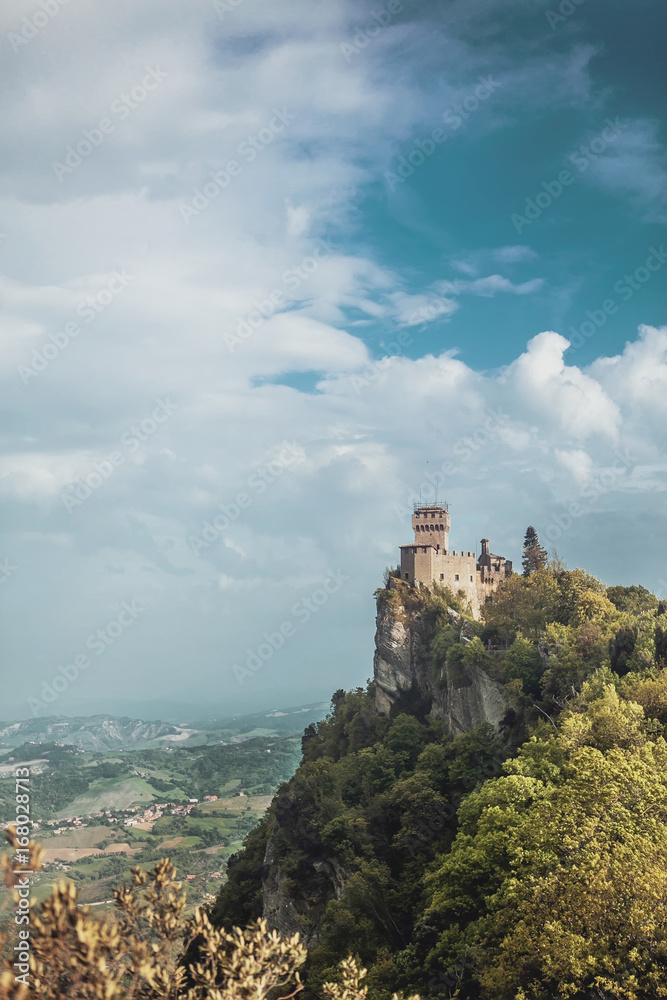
[0,830,414,1000]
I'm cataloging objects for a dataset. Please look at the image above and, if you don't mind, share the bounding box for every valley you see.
[0,702,327,913]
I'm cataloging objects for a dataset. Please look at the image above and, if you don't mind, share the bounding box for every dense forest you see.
[212,561,667,999]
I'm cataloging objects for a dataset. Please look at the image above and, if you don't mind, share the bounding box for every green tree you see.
[656,613,667,668]
[502,635,542,697]
[609,624,638,675]
[482,569,558,642]
[607,583,658,615]
[425,690,667,999]
[522,525,548,577]
[553,568,607,626]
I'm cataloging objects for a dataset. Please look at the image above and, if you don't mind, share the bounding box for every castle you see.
[399,502,512,617]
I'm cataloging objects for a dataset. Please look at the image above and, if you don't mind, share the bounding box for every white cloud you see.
[454,274,543,296]
[506,332,622,441]
[389,291,459,327]
[0,452,99,499]
[451,244,537,275]
[581,119,667,223]
[493,245,537,264]
[384,271,544,329]
[554,448,594,485]
[0,0,664,718]
[590,324,667,415]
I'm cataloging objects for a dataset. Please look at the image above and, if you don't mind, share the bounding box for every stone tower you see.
[411,503,451,549]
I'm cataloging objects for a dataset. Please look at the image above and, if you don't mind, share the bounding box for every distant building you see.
[399,503,512,617]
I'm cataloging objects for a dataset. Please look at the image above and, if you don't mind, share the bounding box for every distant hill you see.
[0,741,84,768]
[0,702,329,753]
[0,717,181,753]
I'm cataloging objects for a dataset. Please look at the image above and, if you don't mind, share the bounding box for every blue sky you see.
[0,0,665,719]
[356,0,667,370]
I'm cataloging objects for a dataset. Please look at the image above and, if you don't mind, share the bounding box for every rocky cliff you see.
[373,579,505,736]
[255,579,506,945]
[262,824,351,947]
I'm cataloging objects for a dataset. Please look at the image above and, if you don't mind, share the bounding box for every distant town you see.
[29,792,237,836]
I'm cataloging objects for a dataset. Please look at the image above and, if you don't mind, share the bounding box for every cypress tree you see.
[522,525,548,576]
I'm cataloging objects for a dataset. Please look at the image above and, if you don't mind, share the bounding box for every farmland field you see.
[0,704,328,913]
[56,776,159,816]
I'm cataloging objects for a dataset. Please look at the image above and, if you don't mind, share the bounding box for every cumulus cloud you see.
[590,324,667,415]
[505,332,622,441]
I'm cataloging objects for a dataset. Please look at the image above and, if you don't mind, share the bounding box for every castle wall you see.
[400,544,513,619]
[400,546,481,614]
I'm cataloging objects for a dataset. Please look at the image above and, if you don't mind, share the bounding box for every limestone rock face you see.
[373,592,433,716]
[262,827,319,946]
[373,582,505,737]
[262,827,351,947]
[441,660,505,736]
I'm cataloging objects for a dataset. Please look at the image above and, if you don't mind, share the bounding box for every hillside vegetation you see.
[212,566,667,999]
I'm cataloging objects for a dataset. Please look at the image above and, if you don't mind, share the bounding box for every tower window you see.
[405,573,409,579]
[470,576,473,582]
[440,574,444,580]
[455,574,459,581]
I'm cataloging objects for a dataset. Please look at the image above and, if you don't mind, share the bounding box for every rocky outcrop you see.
[373,581,505,736]
[373,592,434,717]
[261,826,351,947]
[440,660,506,736]
[262,827,315,943]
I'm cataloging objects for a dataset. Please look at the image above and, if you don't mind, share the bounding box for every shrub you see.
[0,830,415,1000]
